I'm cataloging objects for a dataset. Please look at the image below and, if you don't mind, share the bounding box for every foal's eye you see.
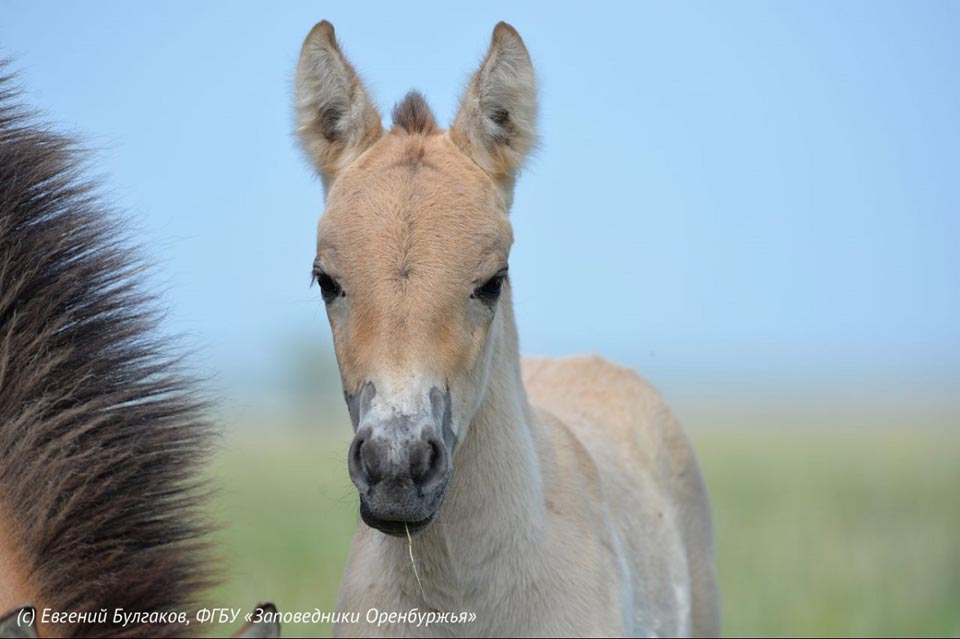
[314,270,343,303]
[473,270,507,304]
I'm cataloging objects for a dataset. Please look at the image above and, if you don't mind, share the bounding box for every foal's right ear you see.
[450,22,538,182]
[295,21,383,185]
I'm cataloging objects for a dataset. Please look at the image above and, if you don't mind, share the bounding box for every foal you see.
[295,22,720,637]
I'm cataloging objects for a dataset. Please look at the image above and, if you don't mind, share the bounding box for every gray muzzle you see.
[346,382,453,536]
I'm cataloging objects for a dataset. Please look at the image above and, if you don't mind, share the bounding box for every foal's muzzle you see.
[346,382,453,536]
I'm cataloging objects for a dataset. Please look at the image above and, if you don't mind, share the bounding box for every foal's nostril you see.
[359,438,388,485]
[349,433,388,489]
[347,434,368,489]
[407,438,432,484]
[413,433,448,491]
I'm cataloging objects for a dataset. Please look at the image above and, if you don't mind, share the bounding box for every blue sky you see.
[3,2,958,407]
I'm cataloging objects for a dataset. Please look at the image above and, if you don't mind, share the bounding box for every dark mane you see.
[0,69,215,637]
[391,90,438,135]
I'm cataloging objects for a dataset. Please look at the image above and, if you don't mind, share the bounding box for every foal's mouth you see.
[359,500,436,537]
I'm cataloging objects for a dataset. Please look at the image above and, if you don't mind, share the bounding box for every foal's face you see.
[317,134,512,533]
[296,21,536,535]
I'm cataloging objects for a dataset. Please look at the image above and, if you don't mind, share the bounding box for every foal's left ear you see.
[295,21,383,185]
[450,22,538,182]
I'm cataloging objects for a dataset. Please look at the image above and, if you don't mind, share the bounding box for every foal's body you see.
[337,325,718,636]
[294,20,719,638]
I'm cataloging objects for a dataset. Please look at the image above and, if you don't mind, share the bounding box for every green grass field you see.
[206,422,960,637]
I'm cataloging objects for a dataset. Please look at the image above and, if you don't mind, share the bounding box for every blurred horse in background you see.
[0,68,276,639]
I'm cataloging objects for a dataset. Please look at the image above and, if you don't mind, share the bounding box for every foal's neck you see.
[414,298,546,590]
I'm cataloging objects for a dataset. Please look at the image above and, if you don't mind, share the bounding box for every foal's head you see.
[295,21,537,536]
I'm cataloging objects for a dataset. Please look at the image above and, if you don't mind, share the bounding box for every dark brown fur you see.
[0,68,215,637]
[390,91,437,135]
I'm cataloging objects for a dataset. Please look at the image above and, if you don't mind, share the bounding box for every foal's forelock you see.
[391,92,438,136]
